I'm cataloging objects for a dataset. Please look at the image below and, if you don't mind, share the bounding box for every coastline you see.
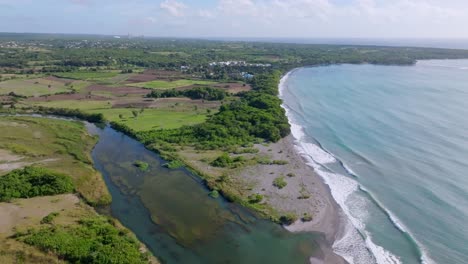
[279,71,347,263]
[233,69,348,263]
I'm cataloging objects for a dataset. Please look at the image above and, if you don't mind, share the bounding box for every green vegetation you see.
[54,71,118,80]
[130,79,216,89]
[210,153,246,168]
[0,116,110,205]
[92,108,207,131]
[273,176,287,189]
[0,167,74,202]
[163,160,184,169]
[148,87,227,101]
[5,34,468,233]
[279,213,297,226]
[0,78,88,97]
[248,193,264,204]
[33,106,105,123]
[16,216,150,264]
[133,161,149,171]
[26,102,208,131]
[40,212,60,224]
[209,190,220,198]
[301,213,313,222]
[138,72,290,149]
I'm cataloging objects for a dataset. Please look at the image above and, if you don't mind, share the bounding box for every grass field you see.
[0,78,88,97]
[29,100,112,110]
[0,116,110,205]
[54,71,118,81]
[129,79,217,89]
[28,100,208,131]
[91,108,207,131]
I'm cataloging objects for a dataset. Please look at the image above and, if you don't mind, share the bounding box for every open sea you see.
[280,60,468,264]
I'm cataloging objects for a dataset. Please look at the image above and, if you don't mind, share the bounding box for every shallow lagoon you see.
[90,125,322,264]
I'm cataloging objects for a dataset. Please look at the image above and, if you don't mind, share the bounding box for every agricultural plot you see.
[28,99,209,131]
[129,79,217,90]
[54,71,118,81]
[0,77,88,97]
[90,108,208,131]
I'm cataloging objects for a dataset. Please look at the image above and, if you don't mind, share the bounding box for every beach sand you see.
[236,135,347,263]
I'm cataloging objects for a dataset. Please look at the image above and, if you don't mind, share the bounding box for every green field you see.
[129,79,217,90]
[91,108,207,131]
[54,71,118,81]
[0,116,110,205]
[0,78,88,97]
[30,100,112,110]
[29,100,207,131]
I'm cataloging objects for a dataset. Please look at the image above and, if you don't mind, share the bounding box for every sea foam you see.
[280,72,406,264]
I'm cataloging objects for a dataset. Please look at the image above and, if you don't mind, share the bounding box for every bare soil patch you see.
[112,97,221,109]
[213,82,252,94]
[126,69,189,83]
[0,194,80,235]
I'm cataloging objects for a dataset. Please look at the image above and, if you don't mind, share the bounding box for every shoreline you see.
[232,69,348,263]
[277,70,347,263]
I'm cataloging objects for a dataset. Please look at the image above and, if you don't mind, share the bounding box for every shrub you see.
[301,213,313,222]
[272,160,288,165]
[211,153,246,168]
[209,190,220,198]
[41,212,60,224]
[273,177,287,189]
[0,167,75,202]
[287,173,295,177]
[163,160,184,169]
[18,216,149,264]
[248,194,264,204]
[133,161,149,171]
[279,213,297,226]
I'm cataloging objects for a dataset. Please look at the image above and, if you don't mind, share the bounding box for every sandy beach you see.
[236,134,347,263]
[234,69,348,263]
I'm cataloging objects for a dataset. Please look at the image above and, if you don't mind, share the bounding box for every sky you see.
[1,0,468,39]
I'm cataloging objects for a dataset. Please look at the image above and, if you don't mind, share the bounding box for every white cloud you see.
[160,0,187,17]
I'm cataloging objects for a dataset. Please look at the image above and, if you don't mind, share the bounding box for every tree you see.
[132,110,139,118]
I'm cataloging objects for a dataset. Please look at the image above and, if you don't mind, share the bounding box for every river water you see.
[88,125,323,264]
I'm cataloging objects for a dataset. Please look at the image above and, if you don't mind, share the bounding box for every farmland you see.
[0,77,89,97]
[129,79,217,89]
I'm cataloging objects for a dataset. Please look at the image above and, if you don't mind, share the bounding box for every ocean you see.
[280,60,468,264]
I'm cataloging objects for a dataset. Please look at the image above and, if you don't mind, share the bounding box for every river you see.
[87,124,323,264]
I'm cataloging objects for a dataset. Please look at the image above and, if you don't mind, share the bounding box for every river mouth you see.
[90,125,323,264]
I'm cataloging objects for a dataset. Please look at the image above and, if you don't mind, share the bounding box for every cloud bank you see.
[0,0,467,38]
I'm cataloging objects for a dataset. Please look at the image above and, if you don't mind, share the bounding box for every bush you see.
[272,160,288,165]
[210,153,245,168]
[279,213,297,226]
[273,177,287,189]
[133,161,149,171]
[209,190,220,198]
[163,160,184,169]
[18,216,149,264]
[0,167,75,202]
[41,212,60,224]
[301,213,313,222]
[248,193,264,204]
[148,87,226,101]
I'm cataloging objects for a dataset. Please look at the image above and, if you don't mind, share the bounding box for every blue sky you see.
[1,0,468,38]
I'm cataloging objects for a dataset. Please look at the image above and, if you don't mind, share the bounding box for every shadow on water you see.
[89,125,322,264]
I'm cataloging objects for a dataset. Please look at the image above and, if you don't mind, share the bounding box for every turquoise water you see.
[281,60,468,264]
